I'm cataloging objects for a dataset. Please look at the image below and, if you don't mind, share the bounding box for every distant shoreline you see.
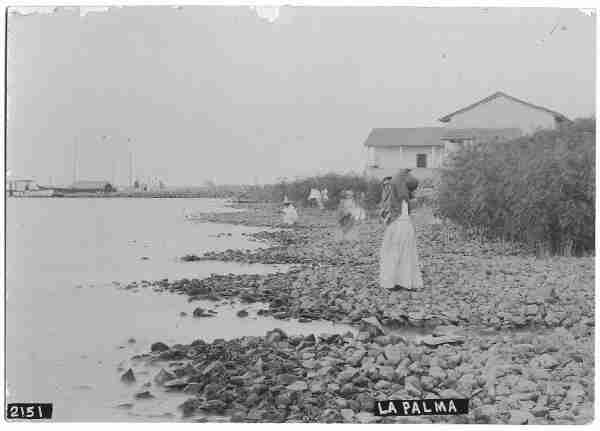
[6,193,264,201]
[7,193,224,199]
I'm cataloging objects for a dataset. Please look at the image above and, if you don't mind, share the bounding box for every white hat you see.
[283,196,291,204]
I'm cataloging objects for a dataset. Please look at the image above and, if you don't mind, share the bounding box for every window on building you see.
[416,154,427,168]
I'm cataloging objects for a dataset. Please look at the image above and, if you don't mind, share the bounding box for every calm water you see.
[5,198,353,421]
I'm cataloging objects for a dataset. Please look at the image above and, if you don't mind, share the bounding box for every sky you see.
[6,6,596,186]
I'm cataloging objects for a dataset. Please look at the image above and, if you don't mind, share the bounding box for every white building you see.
[364,91,570,180]
[364,128,447,180]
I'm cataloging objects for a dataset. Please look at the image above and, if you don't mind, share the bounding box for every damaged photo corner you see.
[2,0,596,426]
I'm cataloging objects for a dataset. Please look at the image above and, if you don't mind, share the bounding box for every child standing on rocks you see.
[355,191,367,221]
[282,196,299,225]
[379,169,423,291]
[336,190,359,241]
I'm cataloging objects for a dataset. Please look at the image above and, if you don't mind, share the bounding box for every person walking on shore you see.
[282,196,299,225]
[336,190,359,241]
[321,188,329,206]
[355,191,367,221]
[308,188,323,209]
[379,169,423,291]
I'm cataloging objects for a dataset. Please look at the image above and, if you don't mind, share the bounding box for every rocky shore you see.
[125,203,594,424]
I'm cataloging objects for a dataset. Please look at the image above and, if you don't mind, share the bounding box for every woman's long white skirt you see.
[282,207,298,225]
[379,217,423,290]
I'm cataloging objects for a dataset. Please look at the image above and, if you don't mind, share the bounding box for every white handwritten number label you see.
[7,403,53,419]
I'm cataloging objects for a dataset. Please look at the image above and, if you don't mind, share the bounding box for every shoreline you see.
[125,202,593,424]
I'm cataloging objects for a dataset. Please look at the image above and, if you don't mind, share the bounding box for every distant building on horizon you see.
[69,180,116,193]
[364,91,570,180]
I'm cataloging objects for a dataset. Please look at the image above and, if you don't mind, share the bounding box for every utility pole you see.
[73,139,78,184]
[128,148,133,188]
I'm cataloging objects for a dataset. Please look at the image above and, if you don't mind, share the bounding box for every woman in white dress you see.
[282,196,299,225]
[379,170,423,291]
[308,188,323,209]
[336,190,359,241]
[321,188,329,204]
[356,191,367,221]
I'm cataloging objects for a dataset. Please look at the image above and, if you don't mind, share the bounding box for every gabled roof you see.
[363,128,446,148]
[438,91,570,123]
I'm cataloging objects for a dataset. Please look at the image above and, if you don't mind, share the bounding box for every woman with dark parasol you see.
[379,169,423,291]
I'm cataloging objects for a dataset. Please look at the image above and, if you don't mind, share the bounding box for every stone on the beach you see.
[428,365,446,381]
[309,381,325,393]
[178,399,198,417]
[154,368,176,385]
[360,317,384,336]
[509,410,534,425]
[439,388,463,399]
[275,392,293,406]
[183,383,204,394]
[474,405,496,422]
[265,328,287,344]
[432,325,463,337]
[193,307,216,318]
[339,383,356,396]
[348,349,366,366]
[163,377,189,390]
[134,390,154,400]
[237,309,249,318]
[340,408,355,422]
[355,412,377,424]
[538,353,560,369]
[374,380,392,390]
[287,381,308,391]
[120,368,136,383]
[514,378,537,393]
[338,367,359,382]
[418,334,465,347]
[202,360,224,376]
[356,393,375,411]
[378,365,395,381]
[405,381,421,397]
[357,331,371,342]
[277,374,297,385]
[181,254,202,262]
[151,341,169,352]
[200,399,228,413]
[383,344,405,365]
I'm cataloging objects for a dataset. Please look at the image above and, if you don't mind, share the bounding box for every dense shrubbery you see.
[261,173,382,209]
[212,172,436,211]
[436,118,595,255]
[197,173,383,209]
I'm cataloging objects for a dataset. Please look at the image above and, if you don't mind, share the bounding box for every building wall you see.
[372,145,442,170]
[373,147,403,169]
[443,96,558,134]
[366,145,443,179]
[402,146,442,169]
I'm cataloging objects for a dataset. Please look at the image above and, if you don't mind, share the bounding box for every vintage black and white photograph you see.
[3,3,596,424]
